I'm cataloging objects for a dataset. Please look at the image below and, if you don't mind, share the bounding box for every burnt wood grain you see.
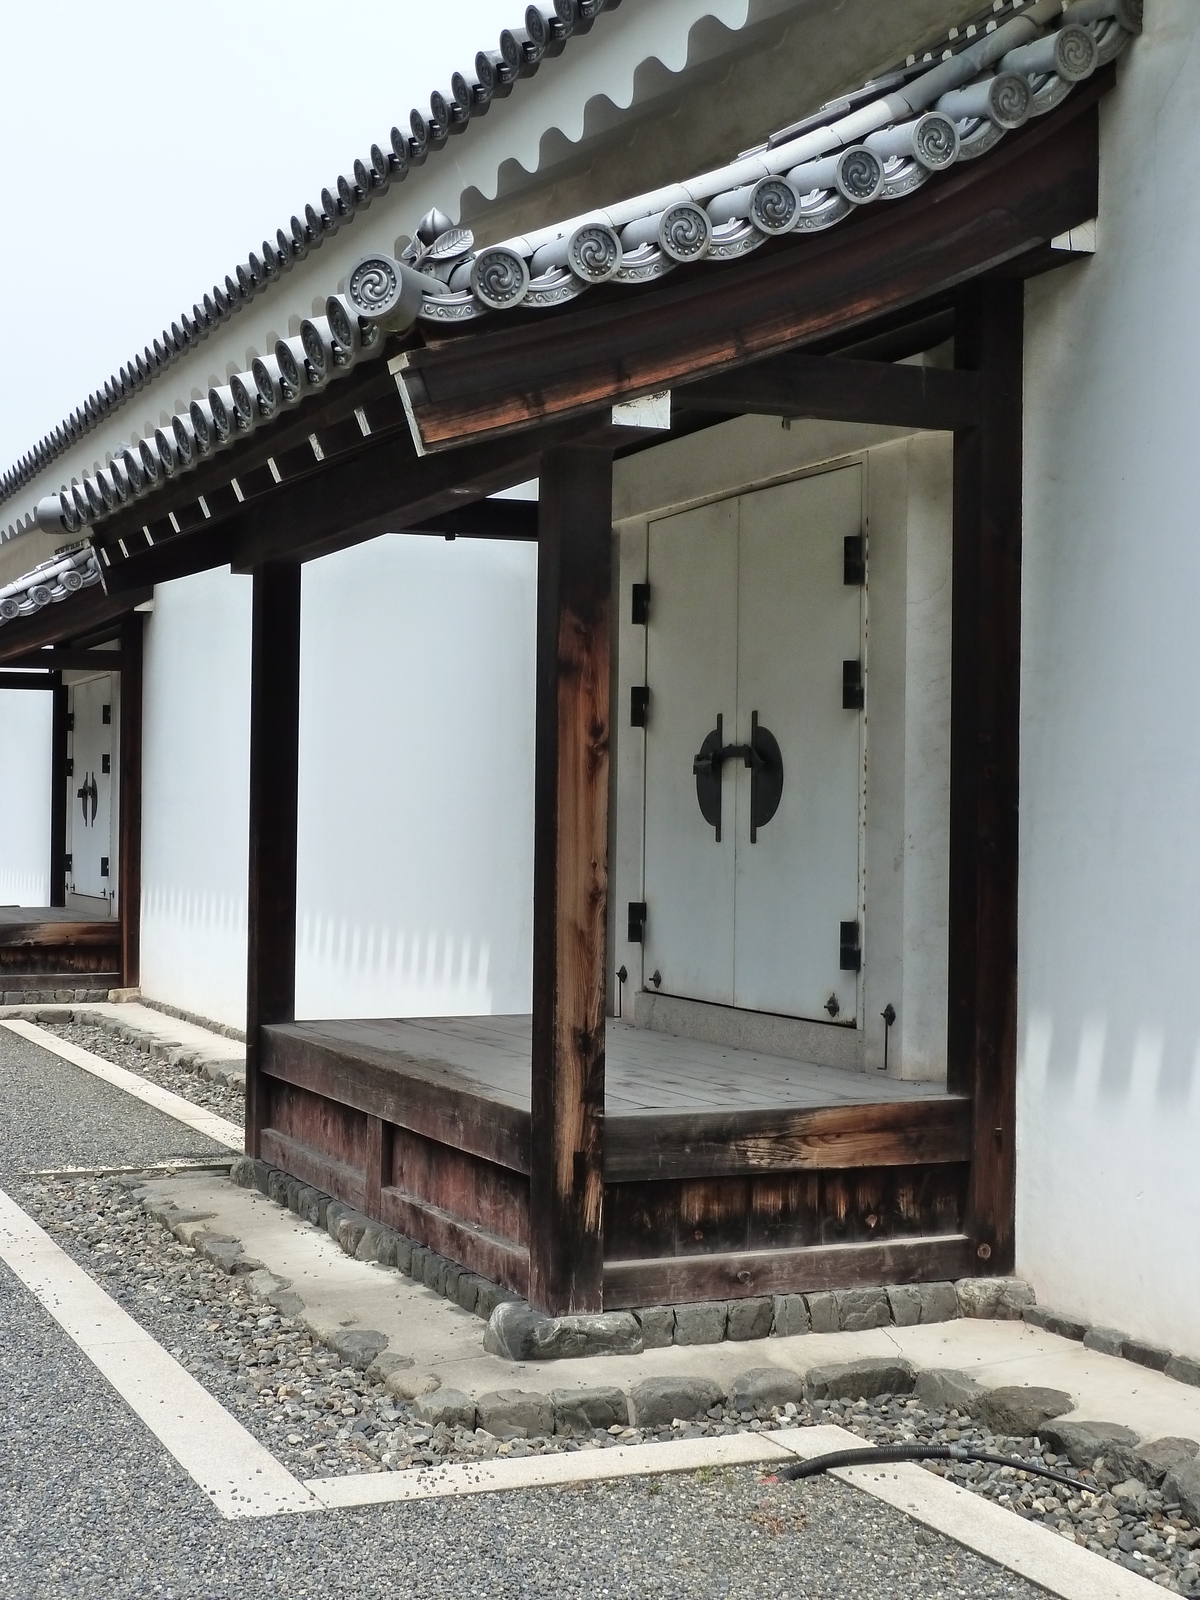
[947,282,1023,1274]
[380,1187,531,1298]
[397,85,1103,452]
[259,1023,531,1174]
[118,612,143,988]
[0,921,122,950]
[605,1096,971,1181]
[245,563,301,1158]
[388,1124,529,1246]
[603,1234,977,1308]
[529,448,613,1316]
[50,681,68,907]
[681,353,980,430]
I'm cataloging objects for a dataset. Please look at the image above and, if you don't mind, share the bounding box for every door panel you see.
[643,499,738,1003]
[69,677,114,900]
[732,468,864,1020]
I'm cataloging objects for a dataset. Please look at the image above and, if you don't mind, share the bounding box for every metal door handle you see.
[692,712,784,842]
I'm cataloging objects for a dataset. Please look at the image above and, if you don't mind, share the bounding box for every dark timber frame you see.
[42,81,1104,1314]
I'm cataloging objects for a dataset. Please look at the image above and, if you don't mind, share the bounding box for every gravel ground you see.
[16,1170,1200,1594]
[0,1244,1048,1600]
[37,1015,246,1122]
[0,1025,229,1178]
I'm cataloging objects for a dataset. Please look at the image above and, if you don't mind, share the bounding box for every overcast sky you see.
[0,0,521,475]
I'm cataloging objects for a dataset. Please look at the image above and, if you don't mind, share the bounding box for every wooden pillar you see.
[118,613,144,986]
[245,563,302,1159]
[49,676,68,907]
[529,447,613,1315]
[948,280,1023,1274]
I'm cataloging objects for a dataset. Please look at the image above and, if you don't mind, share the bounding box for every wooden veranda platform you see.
[0,905,121,995]
[258,1016,974,1309]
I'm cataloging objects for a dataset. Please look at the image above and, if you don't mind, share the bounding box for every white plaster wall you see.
[0,689,51,906]
[295,535,537,1019]
[139,571,252,1029]
[1018,0,1200,1356]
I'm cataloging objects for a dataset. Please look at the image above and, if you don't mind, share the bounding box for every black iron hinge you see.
[842,659,864,710]
[102,704,111,725]
[66,758,74,777]
[628,902,647,943]
[840,920,862,972]
[100,857,110,878]
[631,583,651,625]
[630,685,650,727]
[64,853,72,873]
[101,754,110,774]
[844,535,865,586]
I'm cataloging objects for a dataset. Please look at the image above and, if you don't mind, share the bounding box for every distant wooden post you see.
[245,563,302,1158]
[49,676,68,908]
[118,612,144,988]
[530,447,613,1315]
[948,280,1023,1274]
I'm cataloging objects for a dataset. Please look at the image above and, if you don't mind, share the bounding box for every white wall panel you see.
[0,689,51,907]
[295,535,537,1020]
[1018,0,1200,1355]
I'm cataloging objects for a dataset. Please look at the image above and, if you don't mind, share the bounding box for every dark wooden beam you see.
[529,447,613,1316]
[407,497,539,541]
[118,612,144,989]
[681,352,979,430]
[947,280,1023,1278]
[245,563,302,1159]
[104,526,234,595]
[396,81,1104,453]
[49,681,68,907]
[0,584,151,665]
[6,648,123,673]
[0,672,56,690]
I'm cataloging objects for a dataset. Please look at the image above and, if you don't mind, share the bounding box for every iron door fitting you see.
[77,772,98,826]
[692,711,784,843]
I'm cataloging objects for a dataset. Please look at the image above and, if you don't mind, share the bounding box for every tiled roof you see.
[0,546,103,628]
[0,1,619,527]
[30,0,1139,546]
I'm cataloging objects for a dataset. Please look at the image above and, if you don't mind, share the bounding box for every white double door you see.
[642,465,864,1023]
[68,676,115,901]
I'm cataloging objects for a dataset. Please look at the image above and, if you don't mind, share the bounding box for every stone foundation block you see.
[552,1387,629,1433]
[728,1367,805,1413]
[833,1287,890,1333]
[326,1328,388,1371]
[1123,1338,1171,1373]
[629,1375,725,1429]
[455,1274,483,1315]
[483,1302,643,1361]
[634,1307,675,1349]
[726,1297,774,1341]
[954,1277,1035,1320]
[805,1292,838,1334]
[673,1301,728,1346]
[1167,1354,1200,1389]
[979,1385,1073,1437]
[1082,1325,1126,1356]
[336,1213,368,1257]
[1024,1307,1087,1340]
[415,1388,476,1430]
[476,1389,554,1440]
[806,1358,916,1403]
[267,1170,291,1208]
[914,1368,985,1415]
[772,1294,809,1337]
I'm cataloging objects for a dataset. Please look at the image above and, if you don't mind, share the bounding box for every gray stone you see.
[267,1170,291,1208]
[268,1289,305,1319]
[551,1387,629,1433]
[629,1375,726,1429]
[1134,1437,1198,1486]
[726,1297,774,1342]
[373,1230,400,1269]
[955,1277,1035,1321]
[914,1369,985,1415]
[476,1389,554,1440]
[455,1274,482,1315]
[196,1234,264,1276]
[635,1307,675,1349]
[728,1367,805,1413]
[408,1245,430,1282]
[415,1388,476,1430]
[1123,1337,1171,1372]
[335,1213,368,1257]
[979,1386,1073,1437]
[285,1177,305,1213]
[324,1200,348,1240]
[673,1301,728,1346]
[475,1281,518,1320]
[364,1350,415,1384]
[253,1162,275,1197]
[805,1291,838,1334]
[229,1155,257,1189]
[422,1252,450,1295]
[354,1225,387,1263]
[1043,1419,1141,1477]
[833,1287,891,1333]
[772,1294,809,1337]
[393,1237,413,1277]
[442,1263,463,1301]
[1163,1459,1200,1524]
[1166,1354,1200,1389]
[1023,1307,1087,1340]
[325,1328,388,1370]
[1082,1325,1126,1356]
[483,1302,643,1362]
[806,1358,916,1403]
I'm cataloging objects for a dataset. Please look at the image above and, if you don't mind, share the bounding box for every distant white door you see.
[68,677,114,900]
[641,466,864,1023]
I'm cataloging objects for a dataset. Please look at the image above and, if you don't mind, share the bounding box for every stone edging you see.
[0,1004,246,1090]
[1024,1307,1200,1390]
[135,995,247,1043]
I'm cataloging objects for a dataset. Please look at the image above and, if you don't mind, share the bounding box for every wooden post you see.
[948,280,1023,1274]
[529,447,613,1315]
[49,676,68,907]
[245,563,302,1159]
[118,613,144,987]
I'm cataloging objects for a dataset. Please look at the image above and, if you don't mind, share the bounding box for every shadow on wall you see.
[0,870,49,907]
[296,913,493,1018]
[1024,1010,1200,1111]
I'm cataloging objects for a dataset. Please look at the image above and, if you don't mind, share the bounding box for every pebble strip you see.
[15,1173,1200,1592]
[36,1017,244,1123]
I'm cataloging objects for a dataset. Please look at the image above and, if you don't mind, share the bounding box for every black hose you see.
[779,1442,1098,1496]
